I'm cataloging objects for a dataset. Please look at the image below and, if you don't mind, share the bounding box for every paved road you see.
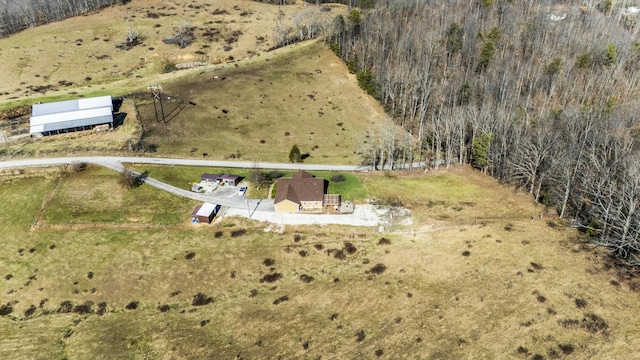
[0,156,424,211]
[0,156,371,171]
[0,156,425,171]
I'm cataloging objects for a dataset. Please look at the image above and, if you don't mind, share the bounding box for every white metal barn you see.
[29,95,114,136]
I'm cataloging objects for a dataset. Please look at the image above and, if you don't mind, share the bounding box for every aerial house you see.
[191,203,220,224]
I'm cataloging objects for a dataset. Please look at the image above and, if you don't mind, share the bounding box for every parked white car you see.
[237,186,247,196]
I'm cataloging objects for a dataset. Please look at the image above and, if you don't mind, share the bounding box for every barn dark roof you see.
[275,172,326,205]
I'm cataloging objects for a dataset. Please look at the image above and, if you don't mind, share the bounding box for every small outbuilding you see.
[221,174,241,186]
[191,203,220,224]
[200,173,242,186]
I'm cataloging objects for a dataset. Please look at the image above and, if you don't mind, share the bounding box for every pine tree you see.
[289,144,302,163]
[472,133,493,173]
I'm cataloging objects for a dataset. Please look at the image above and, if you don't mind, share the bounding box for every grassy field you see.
[1,1,639,358]
[0,0,320,106]
[0,2,384,165]
[132,40,384,163]
[128,163,369,201]
[1,165,640,359]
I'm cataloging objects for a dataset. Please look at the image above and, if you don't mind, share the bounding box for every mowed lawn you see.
[128,163,369,201]
[1,166,640,358]
[42,165,197,226]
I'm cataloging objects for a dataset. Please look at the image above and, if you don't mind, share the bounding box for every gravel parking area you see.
[221,204,390,227]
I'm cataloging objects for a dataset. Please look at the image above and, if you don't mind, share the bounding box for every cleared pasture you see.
[0,166,639,359]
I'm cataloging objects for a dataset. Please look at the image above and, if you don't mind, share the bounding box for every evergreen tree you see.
[472,133,493,173]
[289,144,302,163]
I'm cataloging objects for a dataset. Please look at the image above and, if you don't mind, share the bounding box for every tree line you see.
[0,0,130,37]
[329,0,640,271]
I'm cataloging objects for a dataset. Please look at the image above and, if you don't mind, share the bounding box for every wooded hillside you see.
[333,0,640,270]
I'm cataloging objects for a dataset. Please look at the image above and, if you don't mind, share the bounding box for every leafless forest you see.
[331,0,640,270]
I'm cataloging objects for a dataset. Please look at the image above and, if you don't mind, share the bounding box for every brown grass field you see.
[0,0,319,105]
[0,0,382,164]
[1,164,640,359]
[1,1,640,359]
[133,41,385,163]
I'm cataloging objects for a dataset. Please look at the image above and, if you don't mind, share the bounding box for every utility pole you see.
[147,83,165,123]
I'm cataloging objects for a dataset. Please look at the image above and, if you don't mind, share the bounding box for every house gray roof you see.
[30,96,114,134]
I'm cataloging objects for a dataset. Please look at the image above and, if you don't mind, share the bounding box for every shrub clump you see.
[263,258,275,267]
[260,273,283,283]
[184,252,196,260]
[58,301,73,313]
[299,274,314,283]
[333,249,346,260]
[530,262,544,271]
[330,174,346,183]
[273,295,289,305]
[558,318,580,328]
[344,242,357,254]
[230,229,247,237]
[558,344,574,355]
[158,304,170,313]
[24,305,36,317]
[96,302,107,316]
[575,298,588,309]
[163,22,195,48]
[192,293,213,306]
[125,301,139,310]
[582,313,608,334]
[367,263,387,275]
[355,329,366,342]
[73,301,94,314]
[378,237,391,245]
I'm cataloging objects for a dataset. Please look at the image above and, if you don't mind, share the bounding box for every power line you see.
[147,83,165,124]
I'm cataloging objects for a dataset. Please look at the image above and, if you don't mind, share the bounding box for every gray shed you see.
[30,96,114,136]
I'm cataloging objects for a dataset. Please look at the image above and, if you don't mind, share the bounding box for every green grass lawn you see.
[128,164,370,202]
[43,165,197,226]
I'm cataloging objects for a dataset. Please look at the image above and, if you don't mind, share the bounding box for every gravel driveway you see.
[221,204,390,227]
